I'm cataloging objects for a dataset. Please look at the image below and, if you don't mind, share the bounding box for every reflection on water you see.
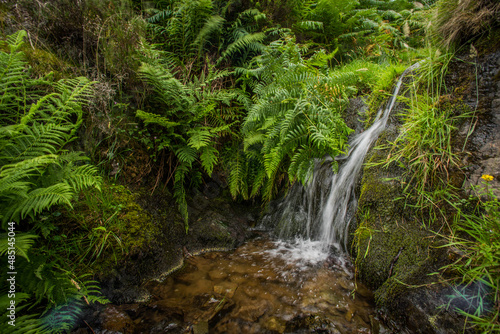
[100,238,386,334]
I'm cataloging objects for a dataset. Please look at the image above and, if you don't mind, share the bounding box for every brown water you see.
[101,238,386,334]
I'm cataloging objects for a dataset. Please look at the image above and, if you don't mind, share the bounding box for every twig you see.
[84,320,96,334]
[388,247,404,278]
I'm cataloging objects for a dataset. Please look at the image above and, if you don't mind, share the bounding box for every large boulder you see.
[352,48,500,333]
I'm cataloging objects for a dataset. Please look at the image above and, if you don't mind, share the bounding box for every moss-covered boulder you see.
[353,46,500,333]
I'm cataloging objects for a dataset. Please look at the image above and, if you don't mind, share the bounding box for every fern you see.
[136,109,180,129]
[200,145,218,176]
[0,232,38,260]
[233,34,353,199]
[137,52,245,224]
[218,32,266,65]
[0,30,31,124]
[193,15,226,53]
[228,148,248,200]
[1,123,69,163]
[0,31,104,333]
[175,145,197,166]
[187,128,212,149]
[173,162,190,231]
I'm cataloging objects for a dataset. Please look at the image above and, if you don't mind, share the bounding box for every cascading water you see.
[91,65,423,334]
[262,63,420,257]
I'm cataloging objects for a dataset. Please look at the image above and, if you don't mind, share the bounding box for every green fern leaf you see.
[175,145,197,165]
[187,128,212,150]
[200,145,218,176]
[218,32,266,64]
[0,232,38,261]
[136,109,180,128]
[10,183,74,221]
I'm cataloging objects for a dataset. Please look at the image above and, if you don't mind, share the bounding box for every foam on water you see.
[265,238,330,267]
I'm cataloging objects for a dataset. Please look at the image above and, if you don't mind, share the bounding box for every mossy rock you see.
[352,103,470,333]
[84,184,160,273]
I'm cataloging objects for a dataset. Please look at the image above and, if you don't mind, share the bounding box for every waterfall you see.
[262,63,420,256]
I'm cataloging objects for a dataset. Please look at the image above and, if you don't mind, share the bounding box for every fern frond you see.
[136,110,180,128]
[187,128,212,149]
[7,183,74,222]
[288,147,314,184]
[228,149,248,200]
[173,163,190,230]
[193,15,225,52]
[40,297,84,333]
[249,163,267,198]
[264,147,284,179]
[294,20,324,32]
[218,32,266,64]
[0,154,59,196]
[64,164,102,192]
[200,145,218,176]
[243,132,266,151]
[138,62,192,112]
[2,123,68,163]
[175,145,197,165]
[0,232,38,261]
[0,31,30,123]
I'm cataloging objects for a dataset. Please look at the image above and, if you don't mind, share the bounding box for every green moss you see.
[353,137,444,308]
[63,182,159,273]
[23,46,75,79]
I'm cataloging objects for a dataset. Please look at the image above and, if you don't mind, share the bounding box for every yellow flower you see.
[481,174,494,182]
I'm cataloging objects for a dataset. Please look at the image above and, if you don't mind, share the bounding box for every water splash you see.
[263,63,420,255]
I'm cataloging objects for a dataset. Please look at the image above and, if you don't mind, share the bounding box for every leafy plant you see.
[432,0,500,48]
[135,50,246,228]
[0,30,106,333]
[232,34,358,202]
[439,178,500,332]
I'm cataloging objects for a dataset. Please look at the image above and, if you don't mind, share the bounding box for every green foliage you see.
[52,182,155,271]
[439,179,500,332]
[368,50,466,209]
[364,36,497,331]
[376,92,470,207]
[296,0,429,62]
[135,49,245,227]
[233,35,359,201]
[0,31,105,333]
[147,0,216,64]
[146,0,271,70]
[432,0,500,48]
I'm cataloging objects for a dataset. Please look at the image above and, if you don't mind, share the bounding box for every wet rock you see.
[264,316,286,333]
[228,274,246,284]
[354,283,374,299]
[192,321,209,334]
[369,315,380,334]
[241,284,262,298]
[213,281,238,298]
[208,269,228,280]
[344,309,355,322]
[150,298,185,315]
[149,321,183,334]
[285,314,341,334]
[233,299,271,322]
[100,305,135,334]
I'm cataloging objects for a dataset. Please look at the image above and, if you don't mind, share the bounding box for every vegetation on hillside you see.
[0,0,499,332]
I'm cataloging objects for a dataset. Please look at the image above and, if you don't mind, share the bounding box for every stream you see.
[96,65,420,334]
[99,237,387,334]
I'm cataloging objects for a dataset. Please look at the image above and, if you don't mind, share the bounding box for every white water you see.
[262,63,420,260]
